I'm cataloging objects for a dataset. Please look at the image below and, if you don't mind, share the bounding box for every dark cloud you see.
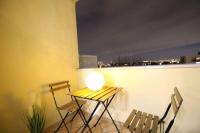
[76,0,200,62]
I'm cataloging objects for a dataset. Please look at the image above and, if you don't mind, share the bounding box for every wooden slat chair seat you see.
[49,80,86,133]
[58,100,86,111]
[124,87,183,133]
[124,109,159,133]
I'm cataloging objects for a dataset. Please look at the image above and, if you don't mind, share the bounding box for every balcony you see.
[0,0,200,133]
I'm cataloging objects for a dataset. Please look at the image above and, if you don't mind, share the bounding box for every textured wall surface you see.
[0,0,79,132]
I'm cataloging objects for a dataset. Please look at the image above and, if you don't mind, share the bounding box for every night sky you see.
[76,0,200,62]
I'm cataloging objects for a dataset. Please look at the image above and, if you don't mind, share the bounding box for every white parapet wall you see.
[78,64,200,133]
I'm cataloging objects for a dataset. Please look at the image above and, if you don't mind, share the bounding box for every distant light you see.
[86,72,105,91]
[196,62,200,64]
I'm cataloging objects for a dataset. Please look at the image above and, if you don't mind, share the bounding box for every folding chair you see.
[124,87,183,133]
[49,81,86,133]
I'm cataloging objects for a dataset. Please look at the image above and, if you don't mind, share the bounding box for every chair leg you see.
[78,108,87,124]
[62,112,70,133]
[71,109,79,122]
[55,112,70,133]
[159,122,164,133]
[163,122,165,133]
[160,123,161,133]
[70,105,86,126]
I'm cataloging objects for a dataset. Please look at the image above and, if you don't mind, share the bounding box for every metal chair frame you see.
[158,87,183,133]
[124,87,183,133]
[49,80,85,133]
[159,87,183,133]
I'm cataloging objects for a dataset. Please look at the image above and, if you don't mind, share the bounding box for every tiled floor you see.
[46,112,130,133]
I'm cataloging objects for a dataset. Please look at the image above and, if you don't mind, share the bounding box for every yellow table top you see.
[69,86,122,102]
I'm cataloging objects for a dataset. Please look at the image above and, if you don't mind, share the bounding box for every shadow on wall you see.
[40,84,51,105]
[0,84,65,133]
[0,92,27,133]
[106,88,128,122]
[40,84,56,127]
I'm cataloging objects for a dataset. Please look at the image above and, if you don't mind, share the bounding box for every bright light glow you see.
[86,72,105,91]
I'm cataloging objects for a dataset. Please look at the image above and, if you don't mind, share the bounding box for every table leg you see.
[102,102,120,133]
[93,95,120,133]
[74,97,93,133]
[81,101,101,133]
[93,94,115,127]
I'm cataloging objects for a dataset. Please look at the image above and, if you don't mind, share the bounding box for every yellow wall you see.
[79,65,200,133]
[0,0,79,132]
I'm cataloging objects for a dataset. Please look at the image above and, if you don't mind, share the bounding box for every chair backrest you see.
[49,80,71,93]
[49,80,71,108]
[171,87,183,116]
[164,87,183,133]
